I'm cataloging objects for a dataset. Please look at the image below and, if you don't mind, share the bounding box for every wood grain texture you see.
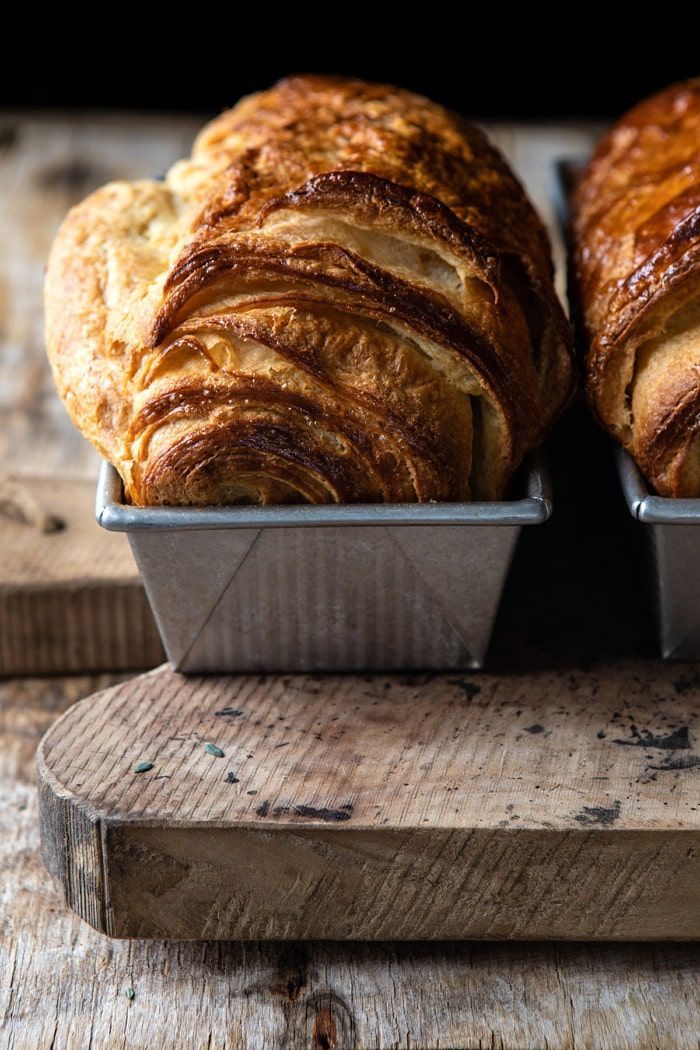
[37,662,700,941]
[0,474,163,674]
[3,673,699,1049]
[5,113,698,1046]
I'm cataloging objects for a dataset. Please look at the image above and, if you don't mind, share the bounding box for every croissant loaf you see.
[573,79,700,498]
[45,75,573,506]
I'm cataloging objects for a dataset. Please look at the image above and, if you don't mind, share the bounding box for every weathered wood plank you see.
[0,474,163,674]
[2,673,698,1049]
[37,662,700,941]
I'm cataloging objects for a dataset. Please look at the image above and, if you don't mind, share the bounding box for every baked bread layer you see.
[573,79,700,497]
[45,75,573,505]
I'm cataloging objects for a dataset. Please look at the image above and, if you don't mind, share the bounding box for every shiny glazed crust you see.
[45,75,573,506]
[573,79,700,497]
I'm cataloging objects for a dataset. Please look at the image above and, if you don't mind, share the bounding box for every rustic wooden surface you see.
[38,661,700,941]
[2,112,699,1045]
[0,475,163,674]
[3,673,699,1049]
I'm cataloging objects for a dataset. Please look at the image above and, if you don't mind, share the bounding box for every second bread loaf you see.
[573,79,700,498]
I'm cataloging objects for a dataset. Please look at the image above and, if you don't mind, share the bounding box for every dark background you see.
[3,24,697,119]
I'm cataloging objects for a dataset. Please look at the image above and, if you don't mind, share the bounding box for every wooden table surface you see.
[1,111,699,1049]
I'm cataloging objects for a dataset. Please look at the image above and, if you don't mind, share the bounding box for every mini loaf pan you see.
[617,449,700,659]
[96,452,552,673]
[556,159,700,663]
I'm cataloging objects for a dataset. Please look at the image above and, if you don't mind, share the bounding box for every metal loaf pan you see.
[617,449,700,659]
[556,158,700,662]
[96,452,552,673]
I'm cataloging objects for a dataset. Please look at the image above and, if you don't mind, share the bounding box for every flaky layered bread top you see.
[45,76,573,505]
[573,79,700,497]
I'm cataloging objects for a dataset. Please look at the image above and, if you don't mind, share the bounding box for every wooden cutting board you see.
[0,474,163,675]
[37,661,700,940]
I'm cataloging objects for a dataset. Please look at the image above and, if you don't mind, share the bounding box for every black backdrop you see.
[3,22,697,119]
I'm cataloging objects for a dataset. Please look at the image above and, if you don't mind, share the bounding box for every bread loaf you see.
[573,79,700,498]
[45,76,573,505]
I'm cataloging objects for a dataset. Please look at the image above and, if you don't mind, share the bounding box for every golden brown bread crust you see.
[573,79,700,497]
[45,75,573,505]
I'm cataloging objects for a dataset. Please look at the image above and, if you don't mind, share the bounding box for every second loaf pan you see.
[617,449,700,660]
[96,452,552,673]
[557,159,700,663]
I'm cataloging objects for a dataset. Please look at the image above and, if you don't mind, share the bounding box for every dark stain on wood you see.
[224,771,239,784]
[270,804,354,822]
[308,991,357,1049]
[525,724,546,734]
[647,755,700,773]
[255,800,270,817]
[573,800,621,826]
[215,707,243,717]
[312,1008,337,1050]
[673,672,700,695]
[265,945,313,1048]
[285,973,305,1001]
[614,725,691,750]
[267,947,307,1002]
[447,678,481,701]
[0,125,18,152]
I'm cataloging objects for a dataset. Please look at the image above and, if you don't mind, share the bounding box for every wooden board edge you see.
[37,740,700,941]
[34,674,164,937]
[1,582,164,676]
[37,761,111,936]
[34,666,700,942]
